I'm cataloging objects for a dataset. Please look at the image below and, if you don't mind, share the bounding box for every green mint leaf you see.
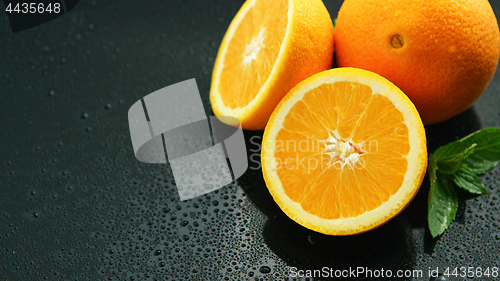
[427,128,500,237]
[452,165,488,195]
[461,127,500,174]
[428,154,458,238]
[428,153,438,182]
[453,127,500,174]
[434,143,477,174]
[465,154,500,174]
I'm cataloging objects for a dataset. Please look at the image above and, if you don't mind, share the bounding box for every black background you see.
[1,0,500,280]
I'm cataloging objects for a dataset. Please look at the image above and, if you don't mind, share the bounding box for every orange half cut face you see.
[262,67,427,235]
[210,0,334,130]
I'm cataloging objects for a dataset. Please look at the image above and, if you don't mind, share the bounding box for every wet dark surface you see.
[1,0,500,280]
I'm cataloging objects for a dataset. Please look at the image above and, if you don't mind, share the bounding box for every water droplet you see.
[48,90,55,97]
[259,266,271,274]
[153,250,161,256]
[430,274,449,281]
[307,235,316,245]
[81,113,89,119]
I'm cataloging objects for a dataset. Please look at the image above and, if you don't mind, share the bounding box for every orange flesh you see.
[274,81,410,219]
[218,0,288,109]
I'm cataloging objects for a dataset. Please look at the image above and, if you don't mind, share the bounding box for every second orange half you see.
[210,0,334,130]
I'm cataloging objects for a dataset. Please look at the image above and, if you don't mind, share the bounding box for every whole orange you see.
[334,0,500,125]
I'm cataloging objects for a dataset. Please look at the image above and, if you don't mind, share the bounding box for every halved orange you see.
[262,67,427,235]
[210,0,334,130]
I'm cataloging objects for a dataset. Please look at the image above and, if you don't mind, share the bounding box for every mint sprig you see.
[428,127,500,237]
[428,154,458,237]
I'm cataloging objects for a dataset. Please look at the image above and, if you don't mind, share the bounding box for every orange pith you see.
[262,68,427,235]
[210,0,334,130]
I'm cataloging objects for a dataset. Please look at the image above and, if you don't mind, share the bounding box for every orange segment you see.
[262,67,427,235]
[210,0,334,130]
